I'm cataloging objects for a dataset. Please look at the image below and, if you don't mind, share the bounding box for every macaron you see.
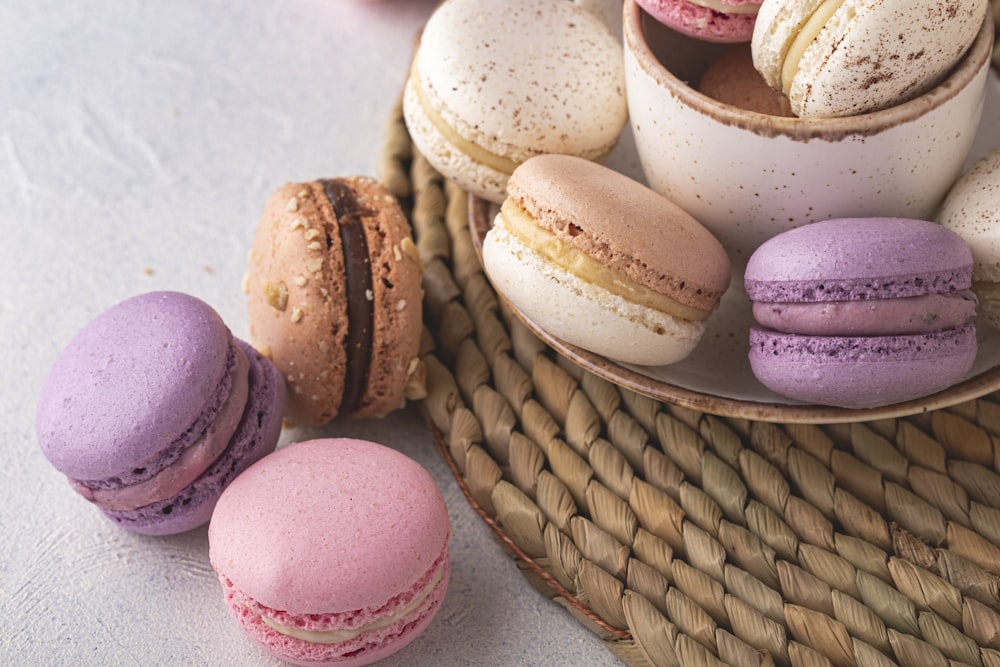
[635,0,763,43]
[751,0,989,118]
[246,177,425,427]
[481,154,732,366]
[36,291,285,535]
[745,218,978,409]
[698,44,793,116]
[208,438,451,667]
[402,0,627,204]
[939,148,1000,330]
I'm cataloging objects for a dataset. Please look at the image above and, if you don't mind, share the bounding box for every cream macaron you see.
[939,148,1000,330]
[482,154,731,366]
[403,0,627,204]
[751,0,989,118]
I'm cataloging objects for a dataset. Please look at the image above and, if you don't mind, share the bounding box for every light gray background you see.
[0,1,625,665]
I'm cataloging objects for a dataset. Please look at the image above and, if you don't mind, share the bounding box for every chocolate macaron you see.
[246,177,425,426]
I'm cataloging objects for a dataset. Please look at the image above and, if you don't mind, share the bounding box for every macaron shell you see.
[209,438,451,614]
[507,154,731,312]
[404,0,627,203]
[748,324,978,408]
[103,340,286,535]
[483,218,705,365]
[37,291,231,482]
[636,0,759,43]
[939,148,1000,327]
[744,218,973,303]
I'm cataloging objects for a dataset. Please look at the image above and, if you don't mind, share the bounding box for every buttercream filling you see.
[70,343,251,511]
[498,199,711,322]
[321,179,374,414]
[260,559,446,645]
[688,0,761,16]
[408,65,613,176]
[780,0,845,95]
[753,291,978,336]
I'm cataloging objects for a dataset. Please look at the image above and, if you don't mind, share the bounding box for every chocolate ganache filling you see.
[321,179,375,414]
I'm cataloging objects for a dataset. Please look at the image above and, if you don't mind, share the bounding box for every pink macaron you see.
[208,438,451,666]
[745,218,978,409]
[636,0,763,43]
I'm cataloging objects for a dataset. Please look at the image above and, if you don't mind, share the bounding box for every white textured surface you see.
[0,2,623,665]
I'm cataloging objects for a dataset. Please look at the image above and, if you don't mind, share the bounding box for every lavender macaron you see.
[37,291,286,535]
[745,218,978,409]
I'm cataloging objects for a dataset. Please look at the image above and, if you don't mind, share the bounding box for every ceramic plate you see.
[466,72,1000,424]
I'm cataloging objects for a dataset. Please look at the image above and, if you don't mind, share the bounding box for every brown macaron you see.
[246,177,425,426]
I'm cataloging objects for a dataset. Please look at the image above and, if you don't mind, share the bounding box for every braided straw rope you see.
[379,97,1000,667]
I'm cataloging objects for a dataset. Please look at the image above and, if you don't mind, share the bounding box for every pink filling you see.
[753,292,977,336]
[71,345,250,511]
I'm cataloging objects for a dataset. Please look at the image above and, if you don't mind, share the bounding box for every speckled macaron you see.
[403,0,628,203]
[246,177,425,427]
[36,291,285,535]
[939,148,1000,329]
[751,0,989,117]
[209,438,451,667]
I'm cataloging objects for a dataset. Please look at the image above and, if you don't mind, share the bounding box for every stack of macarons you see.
[36,291,286,535]
[482,154,731,366]
[403,0,627,203]
[744,218,979,409]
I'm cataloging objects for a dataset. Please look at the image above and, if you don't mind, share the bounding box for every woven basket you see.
[379,98,1000,667]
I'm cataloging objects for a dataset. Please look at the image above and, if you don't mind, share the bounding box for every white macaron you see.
[402,0,627,204]
[939,148,1000,330]
[751,0,989,118]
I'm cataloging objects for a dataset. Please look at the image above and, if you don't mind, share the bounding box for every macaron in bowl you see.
[209,438,451,667]
[36,291,286,535]
[636,0,764,43]
[751,0,989,118]
[745,218,978,409]
[482,154,731,366]
[403,0,628,203]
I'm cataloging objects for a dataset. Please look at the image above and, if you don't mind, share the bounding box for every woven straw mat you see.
[377,97,1000,667]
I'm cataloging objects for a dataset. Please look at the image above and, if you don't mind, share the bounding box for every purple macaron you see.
[744,218,978,409]
[37,291,286,535]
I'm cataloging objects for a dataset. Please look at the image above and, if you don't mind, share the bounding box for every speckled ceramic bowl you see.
[624,0,994,263]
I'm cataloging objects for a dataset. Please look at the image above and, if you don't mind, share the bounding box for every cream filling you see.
[71,345,251,511]
[780,0,845,95]
[499,199,711,322]
[261,560,446,645]
[688,0,760,16]
[408,65,613,176]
